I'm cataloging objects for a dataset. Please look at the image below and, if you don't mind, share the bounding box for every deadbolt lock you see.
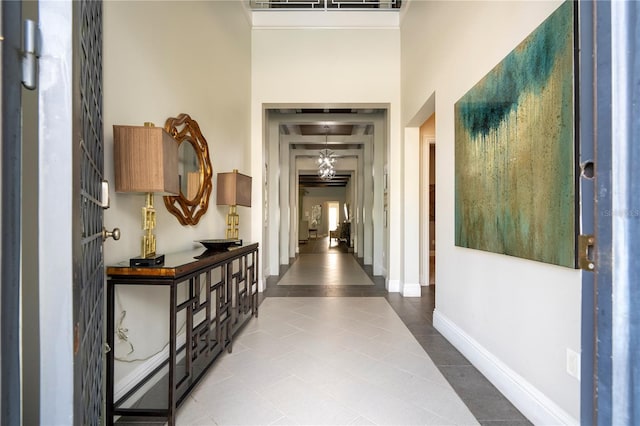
[578,234,595,271]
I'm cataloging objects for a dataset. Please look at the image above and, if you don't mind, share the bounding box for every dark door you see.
[73,1,106,424]
[39,0,108,423]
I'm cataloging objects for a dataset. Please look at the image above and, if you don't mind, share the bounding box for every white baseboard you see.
[433,310,577,425]
[387,278,400,292]
[402,282,421,297]
[115,333,186,402]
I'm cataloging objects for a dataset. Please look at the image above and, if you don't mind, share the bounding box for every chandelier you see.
[317,126,336,181]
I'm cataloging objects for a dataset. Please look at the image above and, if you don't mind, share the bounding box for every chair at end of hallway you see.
[299,220,309,243]
[329,224,341,247]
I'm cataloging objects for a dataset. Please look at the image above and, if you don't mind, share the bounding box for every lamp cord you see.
[113,288,188,363]
[115,310,134,355]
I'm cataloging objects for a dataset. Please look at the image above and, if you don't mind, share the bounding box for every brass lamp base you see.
[225,205,239,239]
[132,192,164,267]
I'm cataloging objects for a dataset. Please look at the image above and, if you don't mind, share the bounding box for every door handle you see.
[102,227,121,242]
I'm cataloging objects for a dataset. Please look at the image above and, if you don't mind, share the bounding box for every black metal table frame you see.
[106,245,258,426]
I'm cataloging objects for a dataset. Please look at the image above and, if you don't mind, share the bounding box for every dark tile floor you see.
[298,236,350,254]
[263,242,531,426]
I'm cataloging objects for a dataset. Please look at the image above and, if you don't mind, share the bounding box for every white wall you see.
[103,0,251,388]
[250,18,401,289]
[401,1,580,423]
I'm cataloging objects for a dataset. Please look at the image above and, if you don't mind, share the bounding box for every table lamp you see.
[113,123,179,266]
[216,169,251,239]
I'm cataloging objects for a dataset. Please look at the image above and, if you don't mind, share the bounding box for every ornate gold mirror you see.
[163,113,212,225]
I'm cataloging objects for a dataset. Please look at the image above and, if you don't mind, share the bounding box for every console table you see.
[105,243,259,425]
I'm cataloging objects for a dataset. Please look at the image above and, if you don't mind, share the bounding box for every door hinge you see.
[578,234,596,271]
[22,19,41,90]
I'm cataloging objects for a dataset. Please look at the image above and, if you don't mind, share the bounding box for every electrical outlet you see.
[566,348,580,380]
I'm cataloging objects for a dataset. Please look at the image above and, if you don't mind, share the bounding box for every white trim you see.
[433,310,578,426]
[39,1,75,423]
[402,282,421,297]
[386,278,400,292]
[258,277,265,292]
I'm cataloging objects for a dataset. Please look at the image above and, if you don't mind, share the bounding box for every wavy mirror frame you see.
[163,113,213,225]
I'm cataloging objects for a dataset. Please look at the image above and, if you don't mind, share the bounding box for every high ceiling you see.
[280,108,379,188]
[279,108,376,138]
[250,0,402,10]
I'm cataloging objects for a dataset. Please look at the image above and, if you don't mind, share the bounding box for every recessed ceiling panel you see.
[299,172,350,187]
[291,143,362,150]
[299,124,353,135]
[298,108,354,114]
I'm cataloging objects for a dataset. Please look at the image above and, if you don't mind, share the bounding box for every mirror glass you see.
[163,113,213,226]
[178,139,200,202]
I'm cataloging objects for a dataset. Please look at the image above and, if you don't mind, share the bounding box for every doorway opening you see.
[262,105,388,279]
[420,114,436,286]
[328,201,339,232]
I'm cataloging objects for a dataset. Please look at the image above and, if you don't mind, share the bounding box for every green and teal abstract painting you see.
[454,1,576,268]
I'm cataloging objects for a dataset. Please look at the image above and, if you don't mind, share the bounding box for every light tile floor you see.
[130,238,530,426]
[263,241,530,426]
[180,298,478,426]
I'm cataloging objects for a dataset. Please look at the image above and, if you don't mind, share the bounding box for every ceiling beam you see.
[281,134,372,144]
[299,171,351,188]
[268,110,385,124]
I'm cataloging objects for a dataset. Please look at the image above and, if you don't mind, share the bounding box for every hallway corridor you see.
[172,238,530,425]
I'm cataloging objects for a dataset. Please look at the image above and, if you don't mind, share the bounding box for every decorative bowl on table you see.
[197,239,242,251]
